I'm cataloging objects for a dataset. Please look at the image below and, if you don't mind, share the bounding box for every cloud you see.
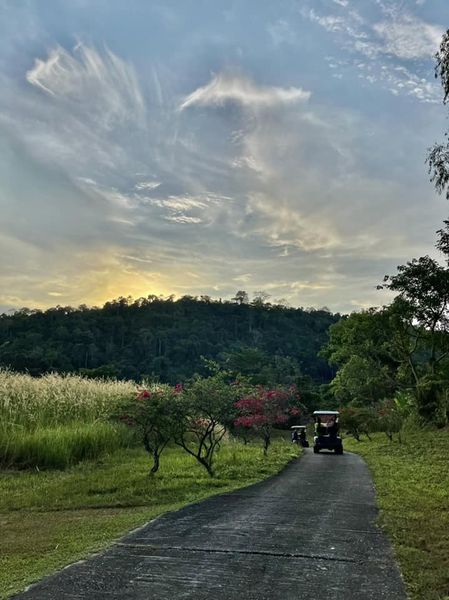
[303,4,441,103]
[165,215,203,224]
[373,13,442,59]
[1,4,446,314]
[179,73,311,111]
[135,181,161,191]
[26,43,145,127]
[304,7,367,39]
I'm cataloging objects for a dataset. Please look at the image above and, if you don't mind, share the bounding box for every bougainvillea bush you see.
[173,372,239,477]
[234,385,303,454]
[118,383,182,474]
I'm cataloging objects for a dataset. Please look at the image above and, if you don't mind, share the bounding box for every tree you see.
[252,291,271,307]
[427,30,449,200]
[381,258,449,417]
[234,386,302,455]
[320,309,400,406]
[339,406,375,441]
[0,294,339,384]
[118,384,180,474]
[375,399,405,443]
[330,355,395,406]
[232,290,249,305]
[172,372,237,477]
[219,347,302,386]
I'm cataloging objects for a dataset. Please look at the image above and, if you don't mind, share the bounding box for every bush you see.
[116,384,182,474]
[339,406,376,441]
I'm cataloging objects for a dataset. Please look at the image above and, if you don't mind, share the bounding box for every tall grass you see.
[0,369,136,469]
[0,423,134,470]
[0,369,135,429]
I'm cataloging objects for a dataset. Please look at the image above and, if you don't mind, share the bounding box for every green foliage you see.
[219,346,302,386]
[172,372,239,476]
[322,295,449,424]
[0,295,338,384]
[427,29,449,201]
[416,375,449,426]
[375,399,405,442]
[339,406,375,441]
[116,384,181,474]
[321,309,400,406]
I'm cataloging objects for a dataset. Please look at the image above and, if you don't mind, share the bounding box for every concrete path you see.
[13,450,407,600]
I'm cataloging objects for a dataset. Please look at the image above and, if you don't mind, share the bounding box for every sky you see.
[1,0,448,314]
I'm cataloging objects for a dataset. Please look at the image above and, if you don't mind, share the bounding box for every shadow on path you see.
[13,450,407,599]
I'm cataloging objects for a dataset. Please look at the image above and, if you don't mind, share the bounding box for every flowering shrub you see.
[234,386,302,454]
[118,384,181,474]
[173,372,239,477]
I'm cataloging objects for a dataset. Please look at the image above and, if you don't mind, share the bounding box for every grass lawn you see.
[0,438,299,599]
[345,429,449,600]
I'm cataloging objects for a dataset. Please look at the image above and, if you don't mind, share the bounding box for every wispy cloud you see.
[1,2,446,313]
[373,13,442,59]
[26,43,145,127]
[135,181,161,192]
[303,2,442,103]
[179,73,311,111]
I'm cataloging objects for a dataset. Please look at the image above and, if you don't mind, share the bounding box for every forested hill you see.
[0,296,340,383]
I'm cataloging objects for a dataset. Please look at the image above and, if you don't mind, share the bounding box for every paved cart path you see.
[13,450,407,600]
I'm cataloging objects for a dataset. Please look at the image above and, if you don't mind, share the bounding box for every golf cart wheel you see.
[313,445,320,454]
[335,447,343,455]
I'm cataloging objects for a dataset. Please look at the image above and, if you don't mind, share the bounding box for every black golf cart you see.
[291,425,309,448]
[312,410,343,454]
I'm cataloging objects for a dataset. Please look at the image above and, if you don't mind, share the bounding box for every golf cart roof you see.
[313,411,339,416]
[291,425,306,430]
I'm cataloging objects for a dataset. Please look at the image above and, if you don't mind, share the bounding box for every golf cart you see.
[291,425,309,448]
[313,411,343,454]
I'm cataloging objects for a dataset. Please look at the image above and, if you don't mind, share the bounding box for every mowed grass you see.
[0,439,300,599]
[345,429,449,600]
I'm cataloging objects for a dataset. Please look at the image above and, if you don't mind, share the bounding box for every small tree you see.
[234,386,302,455]
[118,384,180,475]
[173,373,237,477]
[376,399,404,442]
[339,406,375,442]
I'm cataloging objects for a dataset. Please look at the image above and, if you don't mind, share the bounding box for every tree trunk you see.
[199,456,214,477]
[263,434,270,456]
[150,449,160,474]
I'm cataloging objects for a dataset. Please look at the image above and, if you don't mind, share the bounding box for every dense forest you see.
[0,295,339,384]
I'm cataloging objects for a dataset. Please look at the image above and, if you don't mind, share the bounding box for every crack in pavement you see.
[116,542,360,563]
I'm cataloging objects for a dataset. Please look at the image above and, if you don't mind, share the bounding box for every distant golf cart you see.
[313,411,343,455]
[291,425,309,448]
